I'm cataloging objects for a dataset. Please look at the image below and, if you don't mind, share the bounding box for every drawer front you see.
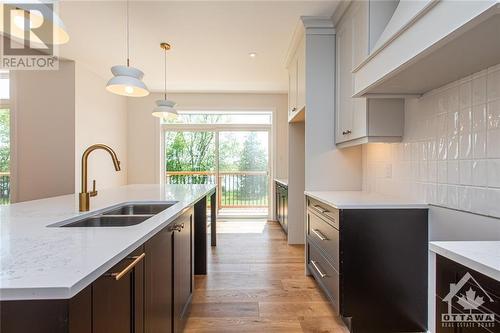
[307,198,339,229]
[307,242,340,313]
[307,211,339,270]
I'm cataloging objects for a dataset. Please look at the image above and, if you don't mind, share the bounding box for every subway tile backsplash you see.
[363,63,500,218]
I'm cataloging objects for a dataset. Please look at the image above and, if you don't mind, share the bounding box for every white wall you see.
[74,63,128,191]
[127,92,288,185]
[363,63,500,221]
[12,61,76,202]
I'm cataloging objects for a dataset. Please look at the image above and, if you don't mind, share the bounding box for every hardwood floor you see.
[185,220,349,333]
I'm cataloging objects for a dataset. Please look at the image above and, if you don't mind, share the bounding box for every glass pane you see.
[0,108,10,204]
[164,131,216,185]
[162,111,272,125]
[218,131,269,216]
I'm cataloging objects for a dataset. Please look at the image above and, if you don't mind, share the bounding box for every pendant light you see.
[3,2,69,45]
[152,42,178,119]
[106,0,149,97]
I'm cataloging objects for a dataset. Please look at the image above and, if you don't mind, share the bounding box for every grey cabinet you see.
[335,1,405,148]
[275,181,288,233]
[306,196,428,332]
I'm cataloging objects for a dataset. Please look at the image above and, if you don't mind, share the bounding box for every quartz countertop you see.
[0,184,215,301]
[274,178,288,186]
[430,241,500,281]
[304,191,428,209]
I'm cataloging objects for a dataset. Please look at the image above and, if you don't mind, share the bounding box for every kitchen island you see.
[0,184,216,333]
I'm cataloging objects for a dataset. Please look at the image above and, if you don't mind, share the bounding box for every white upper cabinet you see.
[287,37,305,122]
[335,1,404,147]
[353,1,500,97]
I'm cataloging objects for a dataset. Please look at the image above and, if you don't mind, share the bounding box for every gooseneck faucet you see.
[79,144,121,211]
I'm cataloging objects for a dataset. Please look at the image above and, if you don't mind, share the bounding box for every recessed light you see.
[249,52,257,58]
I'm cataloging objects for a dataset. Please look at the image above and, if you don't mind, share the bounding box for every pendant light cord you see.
[126,0,130,67]
[164,48,167,100]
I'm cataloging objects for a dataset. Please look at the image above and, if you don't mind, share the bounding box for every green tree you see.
[0,109,9,172]
[238,133,267,200]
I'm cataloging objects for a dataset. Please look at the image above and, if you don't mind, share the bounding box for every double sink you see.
[58,202,178,227]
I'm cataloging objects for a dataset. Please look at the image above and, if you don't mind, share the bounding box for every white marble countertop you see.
[274,178,288,186]
[304,191,428,209]
[430,241,500,281]
[0,184,215,301]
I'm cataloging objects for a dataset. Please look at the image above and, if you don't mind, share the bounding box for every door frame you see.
[159,109,275,219]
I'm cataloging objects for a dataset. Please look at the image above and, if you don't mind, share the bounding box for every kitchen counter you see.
[275,178,288,187]
[0,184,215,301]
[430,241,500,281]
[305,190,428,209]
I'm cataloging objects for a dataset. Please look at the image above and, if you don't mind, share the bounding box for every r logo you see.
[2,3,54,56]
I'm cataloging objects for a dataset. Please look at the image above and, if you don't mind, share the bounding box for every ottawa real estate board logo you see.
[441,272,496,329]
[1,2,58,70]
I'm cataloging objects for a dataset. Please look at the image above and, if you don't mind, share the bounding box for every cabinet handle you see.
[311,260,327,278]
[292,107,297,112]
[108,253,146,281]
[312,229,327,241]
[313,205,328,214]
[170,224,182,232]
[342,130,352,135]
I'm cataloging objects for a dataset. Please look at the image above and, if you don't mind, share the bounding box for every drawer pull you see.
[311,260,327,278]
[313,205,328,214]
[312,229,327,241]
[108,253,146,281]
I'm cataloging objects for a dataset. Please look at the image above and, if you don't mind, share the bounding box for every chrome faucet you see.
[79,144,121,211]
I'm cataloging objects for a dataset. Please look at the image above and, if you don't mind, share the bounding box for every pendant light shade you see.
[106,0,149,97]
[3,2,69,45]
[152,42,177,119]
[106,65,149,97]
[152,99,178,119]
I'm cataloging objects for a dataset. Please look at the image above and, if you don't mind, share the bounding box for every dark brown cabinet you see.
[93,247,145,333]
[306,196,428,333]
[275,181,288,233]
[0,207,196,333]
[436,255,500,333]
[145,223,174,333]
[173,210,193,333]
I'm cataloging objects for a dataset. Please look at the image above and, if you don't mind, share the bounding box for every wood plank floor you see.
[185,220,349,333]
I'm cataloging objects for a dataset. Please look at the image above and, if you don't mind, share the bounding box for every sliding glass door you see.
[162,110,272,218]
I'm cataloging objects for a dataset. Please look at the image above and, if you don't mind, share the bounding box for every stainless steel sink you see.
[53,202,178,227]
[62,215,152,227]
[102,203,175,216]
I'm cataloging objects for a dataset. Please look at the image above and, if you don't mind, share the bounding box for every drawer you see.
[307,242,340,313]
[307,211,339,270]
[307,198,339,229]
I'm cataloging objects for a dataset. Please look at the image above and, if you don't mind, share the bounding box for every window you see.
[162,110,272,125]
[0,71,10,204]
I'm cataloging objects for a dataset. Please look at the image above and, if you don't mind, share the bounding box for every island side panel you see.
[194,196,207,275]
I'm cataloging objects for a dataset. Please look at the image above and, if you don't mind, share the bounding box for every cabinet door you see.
[145,226,173,333]
[283,189,288,232]
[92,247,145,333]
[173,209,193,333]
[335,14,354,144]
[350,2,368,141]
[288,55,298,117]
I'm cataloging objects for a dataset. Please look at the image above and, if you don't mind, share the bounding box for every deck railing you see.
[0,172,10,205]
[166,171,268,208]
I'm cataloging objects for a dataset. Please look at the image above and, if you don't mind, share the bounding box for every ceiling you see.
[59,1,339,93]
